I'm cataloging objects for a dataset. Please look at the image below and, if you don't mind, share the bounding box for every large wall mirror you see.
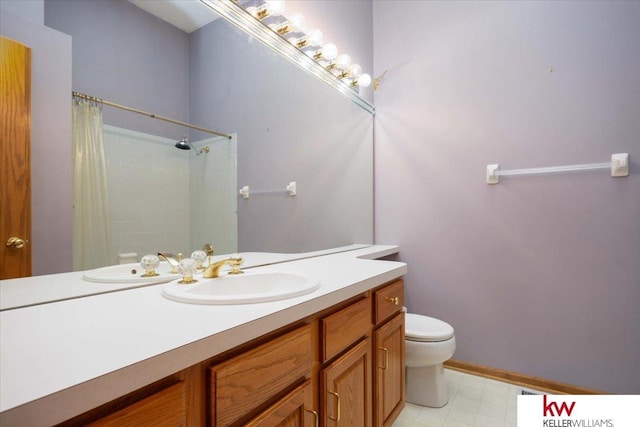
[43,0,373,271]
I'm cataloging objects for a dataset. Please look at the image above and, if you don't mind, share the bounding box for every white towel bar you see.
[239,182,297,199]
[487,153,629,184]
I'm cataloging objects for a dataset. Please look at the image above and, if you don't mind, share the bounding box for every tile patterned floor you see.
[392,369,519,427]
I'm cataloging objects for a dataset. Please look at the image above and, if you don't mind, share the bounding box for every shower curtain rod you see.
[72,91,232,139]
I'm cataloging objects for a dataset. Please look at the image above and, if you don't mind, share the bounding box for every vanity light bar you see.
[199,0,374,114]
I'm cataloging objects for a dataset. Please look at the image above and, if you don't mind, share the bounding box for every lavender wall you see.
[44,0,190,138]
[373,1,640,393]
[0,0,44,24]
[1,8,73,275]
[189,16,373,252]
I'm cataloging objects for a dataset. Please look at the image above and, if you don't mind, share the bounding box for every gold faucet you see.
[157,252,182,274]
[202,255,244,278]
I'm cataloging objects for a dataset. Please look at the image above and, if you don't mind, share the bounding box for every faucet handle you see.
[229,254,244,275]
[140,254,160,277]
[203,243,214,257]
[191,250,207,270]
[202,244,215,268]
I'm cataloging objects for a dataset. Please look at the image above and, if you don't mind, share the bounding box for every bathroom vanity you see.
[0,246,406,426]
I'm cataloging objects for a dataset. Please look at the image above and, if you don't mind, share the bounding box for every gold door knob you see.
[6,237,26,249]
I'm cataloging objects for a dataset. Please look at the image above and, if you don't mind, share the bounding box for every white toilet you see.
[405,312,456,407]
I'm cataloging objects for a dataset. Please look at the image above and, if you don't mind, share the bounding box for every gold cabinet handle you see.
[385,296,399,305]
[379,347,388,369]
[305,409,319,427]
[6,237,26,249]
[328,391,341,422]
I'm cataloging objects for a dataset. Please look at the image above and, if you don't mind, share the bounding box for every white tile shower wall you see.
[189,135,238,255]
[103,126,238,263]
[103,126,189,263]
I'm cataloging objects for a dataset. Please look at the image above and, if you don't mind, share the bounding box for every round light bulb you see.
[265,1,285,16]
[357,73,372,87]
[336,54,352,69]
[246,6,258,17]
[307,28,323,46]
[321,43,338,60]
[288,13,306,32]
[350,64,362,78]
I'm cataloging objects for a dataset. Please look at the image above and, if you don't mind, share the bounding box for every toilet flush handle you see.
[386,296,399,305]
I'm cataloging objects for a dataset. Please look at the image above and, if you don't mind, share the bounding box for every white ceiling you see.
[128,0,219,33]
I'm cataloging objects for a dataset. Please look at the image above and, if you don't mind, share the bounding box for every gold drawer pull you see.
[305,409,319,427]
[385,296,399,305]
[379,347,388,369]
[328,391,341,422]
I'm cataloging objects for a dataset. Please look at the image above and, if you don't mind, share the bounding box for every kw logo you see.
[543,395,576,417]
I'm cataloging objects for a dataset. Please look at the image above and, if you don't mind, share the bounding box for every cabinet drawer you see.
[209,324,313,426]
[87,382,186,427]
[244,379,315,426]
[322,296,372,362]
[374,280,404,325]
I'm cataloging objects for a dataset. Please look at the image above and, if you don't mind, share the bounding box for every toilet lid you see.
[405,313,454,342]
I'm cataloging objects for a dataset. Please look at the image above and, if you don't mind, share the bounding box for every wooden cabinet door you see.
[322,338,372,427]
[374,313,405,427]
[245,379,317,427]
[86,382,187,427]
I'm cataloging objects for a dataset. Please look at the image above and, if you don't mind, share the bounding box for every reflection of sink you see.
[83,262,181,284]
[162,270,320,304]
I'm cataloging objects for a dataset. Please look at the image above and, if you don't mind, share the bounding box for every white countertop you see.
[0,245,406,426]
[0,244,372,311]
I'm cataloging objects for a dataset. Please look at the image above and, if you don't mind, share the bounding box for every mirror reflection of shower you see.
[175,136,210,155]
[102,125,238,264]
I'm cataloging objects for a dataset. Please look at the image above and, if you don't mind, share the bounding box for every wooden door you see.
[245,379,317,427]
[322,338,372,427]
[1,36,32,279]
[374,313,405,427]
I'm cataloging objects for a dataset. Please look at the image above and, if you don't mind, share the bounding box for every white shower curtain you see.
[72,98,111,270]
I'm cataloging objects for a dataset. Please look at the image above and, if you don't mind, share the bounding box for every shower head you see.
[174,136,209,155]
[175,136,191,150]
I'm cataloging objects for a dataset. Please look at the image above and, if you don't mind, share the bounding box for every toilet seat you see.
[405,313,454,342]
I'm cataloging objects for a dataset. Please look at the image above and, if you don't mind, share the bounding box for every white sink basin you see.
[83,262,181,285]
[161,270,320,304]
